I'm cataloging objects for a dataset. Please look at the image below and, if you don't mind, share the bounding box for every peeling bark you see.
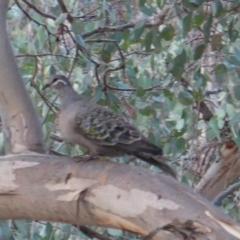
[0,154,239,240]
[0,0,45,154]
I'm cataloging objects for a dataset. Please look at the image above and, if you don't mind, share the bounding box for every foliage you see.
[3,0,240,238]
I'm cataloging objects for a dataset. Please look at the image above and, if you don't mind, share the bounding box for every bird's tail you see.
[134,152,176,178]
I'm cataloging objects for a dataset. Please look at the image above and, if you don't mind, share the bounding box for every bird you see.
[43,74,176,178]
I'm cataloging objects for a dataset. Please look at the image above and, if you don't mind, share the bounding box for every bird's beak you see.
[42,83,51,90]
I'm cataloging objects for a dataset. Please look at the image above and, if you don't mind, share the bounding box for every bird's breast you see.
[58,111,93,150]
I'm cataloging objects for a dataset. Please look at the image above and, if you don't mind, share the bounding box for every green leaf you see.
[44,222,53,238]
[176,119,185,130]
[55,13,68,25]
[145,30,153,51]
[212,0,223,17]
[136,87,145,97]
[139,106,154,116]
[107,92,120,104]
[75,34,86,48]
[107,228,123,237]
[234,48,240,61]
[140,4,157,16]
[157,0,166,9]
[175,137,186,152]
[209,117,220,141]
[139,0,146,7]
[101,48,111,62]
[233,84,240,101]
[131,26,145,41]
[161,24,175,40]
[194,43,205,60]
[14,220,30,237]
[228,19,239,42]
[214,64,227,83]
[178,91,193,105]
[189,0,205,7]
[229,113,240,125]
[181,12,192,37]
[171,50,187,79]
[72,21,84,33]
[203,14,213,43]
[192,13,204,28]
[94,84,103,101]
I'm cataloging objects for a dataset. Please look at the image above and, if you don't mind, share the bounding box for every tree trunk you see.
[0,0,45,154]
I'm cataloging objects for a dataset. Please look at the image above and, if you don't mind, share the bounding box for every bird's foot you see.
[73,153,99,163]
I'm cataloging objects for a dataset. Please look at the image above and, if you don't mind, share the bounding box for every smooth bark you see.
[0,154,239,240]
[0,0,45,154]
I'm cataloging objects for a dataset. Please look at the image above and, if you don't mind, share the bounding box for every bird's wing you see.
[74,106,142,146]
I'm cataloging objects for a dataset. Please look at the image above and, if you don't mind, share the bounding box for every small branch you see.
[78,226,112,240]
[21,0,56,20]
[82,8,169,38]
[15,0,52,36]
[57,0,73,23]
[212,181,240,206]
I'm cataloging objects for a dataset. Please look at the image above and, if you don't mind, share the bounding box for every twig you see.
[77,226,112,240]
[82,8,169,38]
[212,181,240,206]
[57,0,73,23]
[21,0,56,20]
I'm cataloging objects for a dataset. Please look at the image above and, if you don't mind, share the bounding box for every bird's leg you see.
[73,152,99,163]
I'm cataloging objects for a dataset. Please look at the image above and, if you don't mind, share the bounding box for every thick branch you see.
[0,154,239,240]
[0,0,45,153]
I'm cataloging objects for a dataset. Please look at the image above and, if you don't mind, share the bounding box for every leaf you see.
[145,30,153,51]
[94,84,103,101]
[194,43,205,60]
[234,47,240,61]
[233,84,240,101]
[14,220,30,237]
[171,50,187,79]
[214,64,227,83]
[44,222,53,238]
[157,0,166,9]
[228,19,239,42]
[178,91,193,105]
[140,4,157,16]
[209,117,220,141]
[189,0,205,7]
[101,48,111,62]
[107,92,120,104]
[107,228,123,237]
[176,119,185,130]
[203,14,213,43]
[175,137,186,152]
[211,34,222,51]
[55,13,68,25]
[230,112,240,125]
[139,0,146,6]
[139,106,154,116]
[192,13,204,28]
[75,34,86,48]
[181,12,192,37]
[211,0,223,17]
[161,24,175,40]
[136,87,145,97]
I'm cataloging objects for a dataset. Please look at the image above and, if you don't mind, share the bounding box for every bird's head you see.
[43,74,71,91]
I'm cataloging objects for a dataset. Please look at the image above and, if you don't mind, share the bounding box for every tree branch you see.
[212,181,240,207]
[0,154,239,239]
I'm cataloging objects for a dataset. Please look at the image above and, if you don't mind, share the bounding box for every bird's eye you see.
[52,78,58,82]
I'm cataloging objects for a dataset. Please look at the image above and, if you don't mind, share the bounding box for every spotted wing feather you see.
[74,106,142,146]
